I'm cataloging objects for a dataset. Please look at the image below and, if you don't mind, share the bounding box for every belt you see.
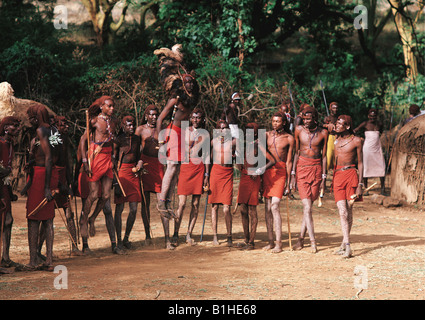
[334,165,356,173]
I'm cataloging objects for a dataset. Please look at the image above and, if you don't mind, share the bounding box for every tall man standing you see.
[333,115,363,258]
[135,105,164,245]
[79,96,122,255]
[113,116,143,250]
[52,115,82,256]
[263,112,294,253]
[353,108,385,195]
[290,106,328,253]
[237,122,275,250]
[25,105,60,271]
[0,116,21,272]
[207,120,236,247]
[174,108,209,246]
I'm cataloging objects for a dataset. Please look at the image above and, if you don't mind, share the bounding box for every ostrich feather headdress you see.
[154,44,195,98]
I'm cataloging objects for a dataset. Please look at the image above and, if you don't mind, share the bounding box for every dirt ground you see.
[0,176,424,301]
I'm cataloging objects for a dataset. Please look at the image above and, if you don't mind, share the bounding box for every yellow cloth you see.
[327,134,336,171]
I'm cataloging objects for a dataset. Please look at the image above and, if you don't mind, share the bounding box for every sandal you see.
[1,259,21,268]
[0,267,14,274]
[15,264,38,272]
[38,264,55,272]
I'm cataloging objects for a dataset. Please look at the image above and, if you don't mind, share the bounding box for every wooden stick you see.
[27,190,58,217]
[86,110,92,177]
[54,200,78,249]
[349,182,377,205]
[200,191,209,242]
[113,168,127,197]
[0,211,4,262]
[70,195,80,245]
[137,169,154,241]
[27,198,48,217]
[318,189,324,207]
[286,195,292,250]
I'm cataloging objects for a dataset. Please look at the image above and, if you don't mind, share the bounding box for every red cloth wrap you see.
[333,165,363,203]
[0,139,13,215]
[78,168,102,199]
[114,163,142,204]
[296,156,322,201]
[262,161,287,199]
[177,160,205,195]
[54,166,69,208]
[88,144,113,182]
[165,124,183,162]
[208,165,233,205]
[141,154,164,193]
[237,168,261,205]
[26,166,59,220]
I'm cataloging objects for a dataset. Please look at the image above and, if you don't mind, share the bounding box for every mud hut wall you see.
[390,115,425,205]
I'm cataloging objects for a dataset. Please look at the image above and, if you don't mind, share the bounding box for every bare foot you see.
[226,237,233,247]
[271,243,282,253]
[82,247,93,255]
[212,235,219,246]
[242,243,254,250]
[186,236,195,246]
[293,238,304,251]
[262,242,274,250]
[343,244,353,258]
[310,241,317,253]
[123,239,132,249]
[165,241,176,250]
[88,219,96,237]
[80,222,89,239]
[113,246,125,255]
[71,247,84,256]
[171,235,179,246]
[334,243,345,255]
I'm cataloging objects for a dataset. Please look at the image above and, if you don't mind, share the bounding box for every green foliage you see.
[0,0,424,139]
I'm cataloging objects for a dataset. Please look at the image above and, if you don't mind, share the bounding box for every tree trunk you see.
[80,0,123,48]
[388,0,419,81]
[237,18,244,70]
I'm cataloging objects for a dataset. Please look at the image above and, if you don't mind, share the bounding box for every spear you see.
[199,186,209,242]
[320,80,330,117]
[286,195,292,250]
[288,85,298,116]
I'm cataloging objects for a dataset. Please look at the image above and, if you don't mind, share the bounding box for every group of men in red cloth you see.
[0,92,364,273]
